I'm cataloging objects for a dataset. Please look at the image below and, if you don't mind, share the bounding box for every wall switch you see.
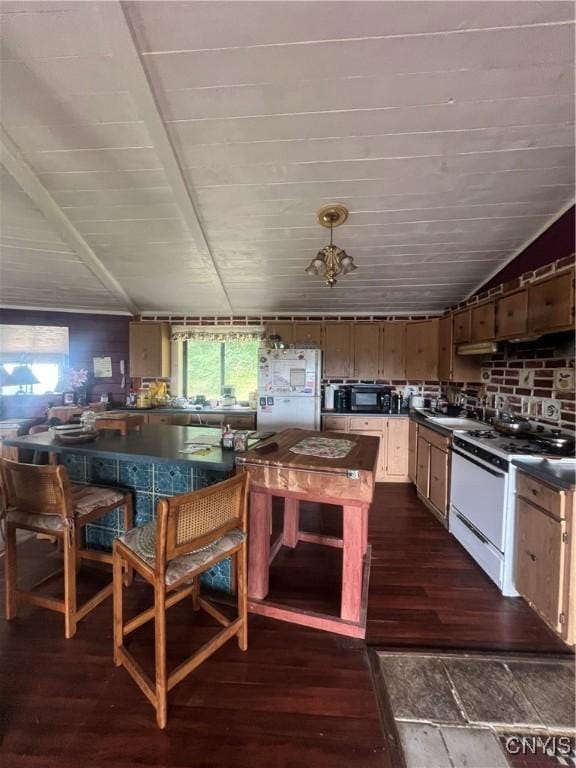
[542,398,561,421]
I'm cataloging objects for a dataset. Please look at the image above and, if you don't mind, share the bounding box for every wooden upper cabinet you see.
[452,309,471,343]
[264,322,294,345]
[380,322,406,379]
[323,323,353,378]
[437,315,452,381]
[496,289,528,339]
[293,322,322,347]
[528,270,575,334]
[353,324,380,379]
[405,319,439,380]
[129,322,170,378]
[470,301,496,342]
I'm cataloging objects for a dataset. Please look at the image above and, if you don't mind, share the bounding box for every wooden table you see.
[236,428,379,638]
[95,412,144,436]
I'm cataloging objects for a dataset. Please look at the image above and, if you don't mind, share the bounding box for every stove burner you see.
[500,443,544,455]
[466,430,497,439]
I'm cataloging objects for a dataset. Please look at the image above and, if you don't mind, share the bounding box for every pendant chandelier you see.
[305,204,357,287]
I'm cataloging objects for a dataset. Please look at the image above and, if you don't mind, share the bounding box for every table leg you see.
[248,490,272,600]
[361,503,369,555]
[282,497,299,548]
[341,504,364,623]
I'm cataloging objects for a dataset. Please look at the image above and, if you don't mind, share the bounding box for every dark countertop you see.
[111,407,256,415]
[512,459,576,491]
[4,425,263,471]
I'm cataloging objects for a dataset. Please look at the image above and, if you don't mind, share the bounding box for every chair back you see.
[155,473,249,566]
[0,458,73,518]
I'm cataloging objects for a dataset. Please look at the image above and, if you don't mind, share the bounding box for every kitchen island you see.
[4,426,260,592]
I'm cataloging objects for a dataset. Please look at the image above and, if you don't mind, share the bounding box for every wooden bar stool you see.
[113,473,249,728]
[1,458,133,639]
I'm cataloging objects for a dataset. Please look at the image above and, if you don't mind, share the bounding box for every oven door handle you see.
[454,511,490,546]
[452,449,506,478]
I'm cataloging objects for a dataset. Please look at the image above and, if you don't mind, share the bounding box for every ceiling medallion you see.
[305,204,357,287]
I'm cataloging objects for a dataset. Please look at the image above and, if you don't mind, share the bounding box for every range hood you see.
[456,341,498,355]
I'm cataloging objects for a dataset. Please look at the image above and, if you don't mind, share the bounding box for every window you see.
[183,339,259,402]
[0,324,69,395]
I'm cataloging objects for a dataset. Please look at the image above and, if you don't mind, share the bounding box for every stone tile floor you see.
[375,651,575,768]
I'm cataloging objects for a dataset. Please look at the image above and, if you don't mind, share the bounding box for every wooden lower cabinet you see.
[408,419,418,482]
[414,423,451,524]
[321,415,410,482]
[416,437,430,498]
[515,472,574,645]
[129,412,255,429]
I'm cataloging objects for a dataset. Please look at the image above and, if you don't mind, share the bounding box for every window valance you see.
[171,325,264,343]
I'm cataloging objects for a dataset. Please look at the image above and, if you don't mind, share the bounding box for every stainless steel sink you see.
[426,417,490,431]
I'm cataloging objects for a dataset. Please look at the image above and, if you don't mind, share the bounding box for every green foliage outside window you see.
[185,340,259,402]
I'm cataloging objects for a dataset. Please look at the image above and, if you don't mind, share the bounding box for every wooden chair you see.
[113,472,249,728]
[1,458,133,639]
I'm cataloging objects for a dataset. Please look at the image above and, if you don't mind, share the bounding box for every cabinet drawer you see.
[323,415,349,432]
[418,424,450,451]
[147,413,173,425]
[349,416,386,430]
[517,472,565,520]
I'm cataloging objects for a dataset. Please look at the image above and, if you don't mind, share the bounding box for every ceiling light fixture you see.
[305,204,357,287]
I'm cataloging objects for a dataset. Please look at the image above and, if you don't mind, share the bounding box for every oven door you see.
[450,449,507,551]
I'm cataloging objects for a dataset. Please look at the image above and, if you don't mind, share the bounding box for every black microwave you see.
[350,386,392,412]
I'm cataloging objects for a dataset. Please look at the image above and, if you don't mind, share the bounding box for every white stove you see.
[449,428,574,596]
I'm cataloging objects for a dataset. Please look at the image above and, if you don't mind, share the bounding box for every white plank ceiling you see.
[0,1,574,315]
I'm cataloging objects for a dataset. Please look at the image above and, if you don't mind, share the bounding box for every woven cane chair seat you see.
[5,484,125,532]
[118,520,246,586]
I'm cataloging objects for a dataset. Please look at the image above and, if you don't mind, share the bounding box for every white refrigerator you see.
[257,348,321,430]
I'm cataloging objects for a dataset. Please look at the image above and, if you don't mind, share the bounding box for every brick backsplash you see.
[445,332,575,431]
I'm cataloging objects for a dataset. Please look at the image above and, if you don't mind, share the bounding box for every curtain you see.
[171,325,264,343]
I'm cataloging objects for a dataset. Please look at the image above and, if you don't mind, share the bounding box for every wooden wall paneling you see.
[323,323,353,378]
[353,324,380,379]
[380,322,406,379]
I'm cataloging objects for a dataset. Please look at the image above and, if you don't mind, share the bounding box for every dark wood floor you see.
[0,484,569,767]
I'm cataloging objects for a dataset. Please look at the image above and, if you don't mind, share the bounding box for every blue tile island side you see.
[6,425,248,593]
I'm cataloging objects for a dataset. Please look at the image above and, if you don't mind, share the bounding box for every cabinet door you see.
[452,309,471,344]
[293,323,322,347]
[380,322,406,379]
[515,498,567,633]
[408,419,418,483]
[348,429,385,482]
[496,290,528,339]
[429,446,448,517]
[528,270,575,333]
[353,324,380,378]
[416,437,430,497]
[322,415,349,432]
[147,413,174,425]
[405,320,439,380]
[385,418,410,480]
[470,301,496,342]
[129,322,170,378]
[323,323,352,378]
[264,322,294,345]
[438,315,452,380]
